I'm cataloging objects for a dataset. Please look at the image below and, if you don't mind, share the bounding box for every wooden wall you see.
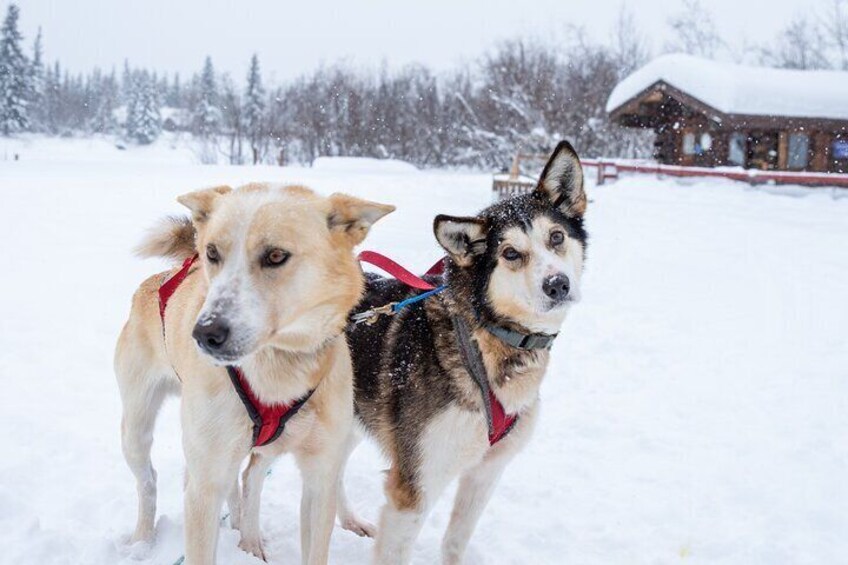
[652,124,838,173]
[811,131,830,172]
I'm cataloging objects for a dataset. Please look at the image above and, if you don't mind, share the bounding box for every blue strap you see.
[392,285,446,314]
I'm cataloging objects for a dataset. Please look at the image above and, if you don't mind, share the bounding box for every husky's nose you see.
[542,273,570,303]
[192,319,230,352]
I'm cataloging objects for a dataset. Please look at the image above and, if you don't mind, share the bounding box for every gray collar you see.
[484,323,557,350]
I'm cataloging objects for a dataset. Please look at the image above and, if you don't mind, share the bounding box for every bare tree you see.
[610,5,651,75]
[821,0,848,69]
[760,15,830,69]
[665,0,724,58]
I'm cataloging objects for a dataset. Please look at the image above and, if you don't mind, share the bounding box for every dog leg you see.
[227,476,241,531]
[374,465,452,565]
[335,428,376,538]
[117,365,175,544]
[184,474,230,565]
[440,450,511,565]
[376,407,483,564]
[374,501,426,565]
[182,399,246,565]
[297,446,344,565]
[374,468,436,565]
[238,452,273,561]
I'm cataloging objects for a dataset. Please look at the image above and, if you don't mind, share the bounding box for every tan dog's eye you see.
[502,246,521,261]
[550,231,565,246]
[262,248,290,268]
[206,244,220,264]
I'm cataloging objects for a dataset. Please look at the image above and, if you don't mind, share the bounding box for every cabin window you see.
[682,132,696,155]
[833,139,848,160]
[700,133,713,151]
[787,133,810,169]
[834,138,848,173]
[728,132,746,166]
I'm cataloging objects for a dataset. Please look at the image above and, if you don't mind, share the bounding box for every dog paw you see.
[340,515,377,538]
[116,534,153,561]
[116,529,154,559]
[239,537,266,561]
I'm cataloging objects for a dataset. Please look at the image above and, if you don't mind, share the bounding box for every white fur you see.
[374,407,485,564]
[364,402,540,565]
[487,217,584,334]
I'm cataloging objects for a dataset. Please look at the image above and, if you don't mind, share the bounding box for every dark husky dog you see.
[337,141,588,564]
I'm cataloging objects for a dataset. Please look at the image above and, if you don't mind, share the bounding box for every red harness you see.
[158,255,312,448]
[358,252,518,446]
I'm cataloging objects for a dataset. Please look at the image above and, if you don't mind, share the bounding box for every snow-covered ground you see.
[1,139,846,564]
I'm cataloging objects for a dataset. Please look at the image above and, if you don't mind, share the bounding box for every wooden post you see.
[777,131,789,170]
[811,132,829,172]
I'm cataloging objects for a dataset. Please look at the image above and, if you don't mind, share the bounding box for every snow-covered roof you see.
[606,54,848,121]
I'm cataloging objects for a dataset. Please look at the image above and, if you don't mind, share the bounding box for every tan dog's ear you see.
[534,141,586,218]
[177,185,233,224]
[433,214,488,267]
[327,193,395,246]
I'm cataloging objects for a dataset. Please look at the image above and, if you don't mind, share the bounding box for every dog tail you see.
[134,215,196,262]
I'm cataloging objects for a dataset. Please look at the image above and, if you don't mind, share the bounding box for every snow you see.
[1,138,847,564]
[311,156,420,174]
[0,132,197,164]
[606,53,848,121]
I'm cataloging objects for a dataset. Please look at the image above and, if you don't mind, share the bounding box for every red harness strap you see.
[158,255,198,319]
[158,255,311,448]
[488,390,518,446]
[358,251,518,446]
[358,250,444,290]
[226,367,313,447]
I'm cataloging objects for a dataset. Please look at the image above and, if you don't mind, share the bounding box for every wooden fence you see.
[492,158,848,200]
[581,160,848,188]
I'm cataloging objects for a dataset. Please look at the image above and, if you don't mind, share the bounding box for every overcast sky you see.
[10,0,820,82]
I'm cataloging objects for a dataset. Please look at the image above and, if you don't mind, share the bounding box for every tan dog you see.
[115,183,393,564]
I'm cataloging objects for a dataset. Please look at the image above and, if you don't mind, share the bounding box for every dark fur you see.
[347,141,588,507]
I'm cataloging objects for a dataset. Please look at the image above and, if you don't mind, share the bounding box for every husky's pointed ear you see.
[534,141,586,218]
[327,193,395,246]
[177,185,233,224]
[433,215,488,266]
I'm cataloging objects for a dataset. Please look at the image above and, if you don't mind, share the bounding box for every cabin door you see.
[747,131,779,170]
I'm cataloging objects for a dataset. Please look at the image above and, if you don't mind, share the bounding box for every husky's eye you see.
[502,246,521,261]
[550,231,565,246]
[206,244,220,264]
[262,248,290,268]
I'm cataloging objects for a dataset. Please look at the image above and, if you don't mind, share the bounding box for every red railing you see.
[580,159,848,188]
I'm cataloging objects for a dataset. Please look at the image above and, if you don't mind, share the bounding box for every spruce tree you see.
[0,4,31,135]
[92,69,118,134]
[243,54,266,164]
[193,56,220,137]
[128,72,160,144]
[28,26,43,131]
[121,60,132,102]
[125,71,138,139]
[168,72,181,107]
[43,61,59,133]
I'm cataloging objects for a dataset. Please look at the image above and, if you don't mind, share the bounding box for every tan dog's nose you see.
[193,319,230,353]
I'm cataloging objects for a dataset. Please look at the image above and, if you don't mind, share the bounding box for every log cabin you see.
[606,54,848,173]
